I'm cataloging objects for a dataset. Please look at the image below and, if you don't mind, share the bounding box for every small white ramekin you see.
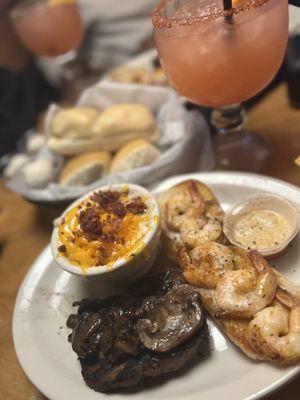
[51,183,161,284]
[224,193,300,258]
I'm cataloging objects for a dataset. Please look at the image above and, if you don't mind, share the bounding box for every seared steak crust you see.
[67,270,209,392]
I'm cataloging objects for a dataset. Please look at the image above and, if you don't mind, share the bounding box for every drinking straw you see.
[223,0,233,23]
[223,0,233,10]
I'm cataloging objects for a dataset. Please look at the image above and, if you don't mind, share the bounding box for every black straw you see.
[223,0,232,10]
[223,0,233,24]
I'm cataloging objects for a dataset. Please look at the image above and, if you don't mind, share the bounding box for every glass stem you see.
[211,103,246,135]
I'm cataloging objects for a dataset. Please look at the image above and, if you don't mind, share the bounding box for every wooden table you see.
[0,82,300,400]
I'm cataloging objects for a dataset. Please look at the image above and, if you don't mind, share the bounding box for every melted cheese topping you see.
[233,209,291,250]
[58,197,151,270]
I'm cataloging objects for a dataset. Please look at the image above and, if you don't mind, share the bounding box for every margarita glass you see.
[152,0,289,171]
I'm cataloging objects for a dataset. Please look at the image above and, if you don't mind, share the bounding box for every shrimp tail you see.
[215,310,232,319]
[276,287,298,309]
[248,249,270,273]
[187,180,204,206]
[177,246,191,271]
[273,269,300,300]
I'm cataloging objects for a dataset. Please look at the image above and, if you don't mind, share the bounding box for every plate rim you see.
[13,171,300,400]
[152,171,300,196]
[13,246,58,400]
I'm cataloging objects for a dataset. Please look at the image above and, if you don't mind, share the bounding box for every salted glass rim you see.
[152,0,270,29]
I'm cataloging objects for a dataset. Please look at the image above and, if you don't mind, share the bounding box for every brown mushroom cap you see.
[136,285,203,352]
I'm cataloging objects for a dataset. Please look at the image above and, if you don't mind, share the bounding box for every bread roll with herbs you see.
[59,151,111,187]
[110,139,161,174]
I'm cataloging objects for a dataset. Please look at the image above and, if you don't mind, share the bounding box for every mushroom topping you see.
[67,270,210,392]
[136,285,203,352]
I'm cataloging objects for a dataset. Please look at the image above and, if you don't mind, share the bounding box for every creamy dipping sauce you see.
[233,209,292,250]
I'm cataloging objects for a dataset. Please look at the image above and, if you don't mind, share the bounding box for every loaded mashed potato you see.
[57,188,151,269]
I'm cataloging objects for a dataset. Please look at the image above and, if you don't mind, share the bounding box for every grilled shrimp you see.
[165,183,205,231]
[178,242,234,288]
[179,198,224,248]
[248,290,300,364]
[215,250,277,318]
[180,217,223,248]
[165,180,223,247]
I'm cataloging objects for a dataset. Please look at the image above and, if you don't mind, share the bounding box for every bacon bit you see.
[78,208,103,240]
[100,232,124,245]
[97,245,112,265]
[108,201,126,218]
[126,196,147,215]
[119,237,125,245]
[100,232,116,243]
[91,190,121,207]
[104,215,122,231]
[58,244,67,253]
[73,190,146,250]
[91,190,127,218]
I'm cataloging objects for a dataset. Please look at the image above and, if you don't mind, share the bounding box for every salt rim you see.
[152,0,270,29]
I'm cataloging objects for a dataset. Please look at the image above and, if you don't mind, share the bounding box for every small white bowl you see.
[51,183,161,284]
[224,193,300,258]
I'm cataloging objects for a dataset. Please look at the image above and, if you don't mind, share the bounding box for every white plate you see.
[13,172,300,400]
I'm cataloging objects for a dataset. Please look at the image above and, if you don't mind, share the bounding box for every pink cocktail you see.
[152,0,289,171]
[10,0,84,57]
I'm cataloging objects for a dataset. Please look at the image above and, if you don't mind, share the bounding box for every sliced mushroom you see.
[136,285,203,352]
[71,313,106,359]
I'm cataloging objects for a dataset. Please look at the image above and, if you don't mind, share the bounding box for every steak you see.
[67,270,210,392]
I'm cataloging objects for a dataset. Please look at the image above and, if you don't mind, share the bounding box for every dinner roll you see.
[110,139,161,174]
[109,66,149,84]
[26,133,46,154]
[48,107,100,156]
[51,107,98,138]
[4,153,30,178]
[91,104,159,151]
[23,159,54,189]
[109,66,168,86]
[59,151,111,187]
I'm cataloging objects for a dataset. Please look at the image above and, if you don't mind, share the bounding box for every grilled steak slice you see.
[67,269,209,392]
[81,322,209,392]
